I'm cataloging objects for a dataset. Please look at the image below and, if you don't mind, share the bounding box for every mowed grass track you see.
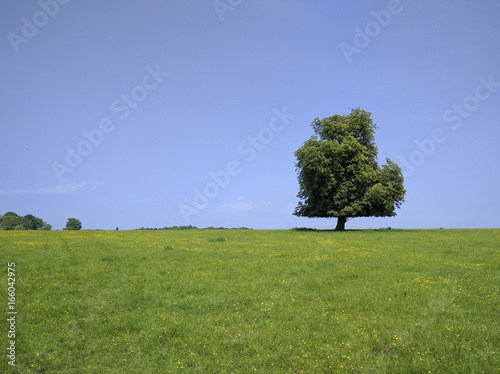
[0,229,499,373]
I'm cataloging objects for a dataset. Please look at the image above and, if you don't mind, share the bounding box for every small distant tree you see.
[40,222,52,231]
[64,218,82,230]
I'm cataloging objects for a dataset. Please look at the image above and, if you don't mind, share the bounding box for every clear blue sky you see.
[1,0,499,230]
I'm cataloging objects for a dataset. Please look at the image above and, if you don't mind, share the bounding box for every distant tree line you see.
[137,225,198,230]
[0,212,52,230]
[137,225,252,230]
[0,215,251,231]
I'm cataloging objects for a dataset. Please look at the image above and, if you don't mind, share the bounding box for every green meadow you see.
[0,229,499,373]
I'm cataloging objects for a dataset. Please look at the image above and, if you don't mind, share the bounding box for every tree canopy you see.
[0,212,51,230]
[294,108,405,230]
[64,218,82,230]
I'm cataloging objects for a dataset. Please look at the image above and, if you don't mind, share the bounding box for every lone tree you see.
[294,108,405,231]
[64,218,82,230]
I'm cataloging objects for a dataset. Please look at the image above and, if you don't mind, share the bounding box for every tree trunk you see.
[334,217,347,231]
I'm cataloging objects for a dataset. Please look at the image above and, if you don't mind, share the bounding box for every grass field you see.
[0,229,499,373]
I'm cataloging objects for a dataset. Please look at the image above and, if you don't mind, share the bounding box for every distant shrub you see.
[162,225,198,230]
[291,227,316,231]
[208,237,226,243]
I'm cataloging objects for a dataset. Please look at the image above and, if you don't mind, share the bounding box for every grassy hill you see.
[1,229,498,373]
